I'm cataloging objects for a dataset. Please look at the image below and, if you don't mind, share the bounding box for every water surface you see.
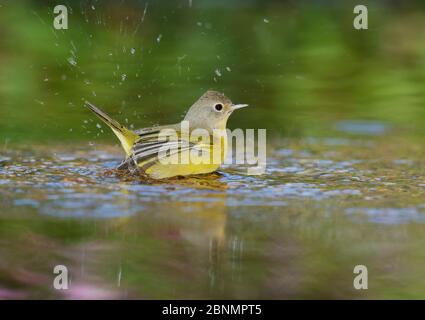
[1,136,424,299]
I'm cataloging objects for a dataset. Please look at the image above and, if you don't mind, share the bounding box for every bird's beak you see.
[231,104,249,111]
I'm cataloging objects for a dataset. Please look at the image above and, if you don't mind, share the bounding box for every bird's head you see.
[183,90,248,131]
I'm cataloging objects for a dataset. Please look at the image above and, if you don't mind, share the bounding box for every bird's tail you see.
[84,101,138,156]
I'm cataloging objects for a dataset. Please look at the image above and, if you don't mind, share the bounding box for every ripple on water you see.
[267,152,363,177]
[226,178,361,201]
[345,207,425,225]
[42,201,142,218]
[13,199,40,208]
[267,166,305,174]
[335,120,391,135]
[226,199,287,207]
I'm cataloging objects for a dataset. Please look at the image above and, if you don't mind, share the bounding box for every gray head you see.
[183,90,248,131]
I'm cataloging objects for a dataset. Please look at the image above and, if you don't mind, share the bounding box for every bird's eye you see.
[214,103,223,112]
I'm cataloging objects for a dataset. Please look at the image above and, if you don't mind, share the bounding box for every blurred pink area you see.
[61,283,125,300]
[0,288,28,300]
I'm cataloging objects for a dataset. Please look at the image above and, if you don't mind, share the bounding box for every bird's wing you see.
[123,127,212,173]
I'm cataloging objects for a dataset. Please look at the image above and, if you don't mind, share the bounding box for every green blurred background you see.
[1,0,425,144]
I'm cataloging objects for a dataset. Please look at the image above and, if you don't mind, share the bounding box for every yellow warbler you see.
[85,90,248,179]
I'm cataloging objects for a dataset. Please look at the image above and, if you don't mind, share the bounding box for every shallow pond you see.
[0,136,424,299]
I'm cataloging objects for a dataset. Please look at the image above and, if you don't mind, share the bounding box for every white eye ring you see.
[214,103,224,112]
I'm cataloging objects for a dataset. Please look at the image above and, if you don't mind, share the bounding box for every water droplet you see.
[67,57,77,66]
[156,34,162,43]
[130,48,136,55]
[215,69,222,77]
